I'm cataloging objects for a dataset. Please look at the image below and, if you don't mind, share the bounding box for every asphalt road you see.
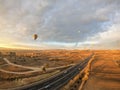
[13,54,93,90]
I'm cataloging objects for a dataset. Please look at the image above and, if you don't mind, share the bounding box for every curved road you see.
[3,58,42,71]
[12,54,94,90]
[1,58,74,74]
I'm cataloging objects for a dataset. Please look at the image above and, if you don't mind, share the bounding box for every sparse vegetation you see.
[115,60,120,67]
[1,50,120,89]
[0,50,91,89]
[83,50,120,90]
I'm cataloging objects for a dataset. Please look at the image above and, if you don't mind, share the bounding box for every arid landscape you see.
[0,49,120,90]
[0,49,91,89]
[83,50,120,90]
[0,0,120,90]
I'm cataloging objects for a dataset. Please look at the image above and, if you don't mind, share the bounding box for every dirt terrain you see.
[0,50,119,89]
[0,49,90,89]
[83,50,120,90]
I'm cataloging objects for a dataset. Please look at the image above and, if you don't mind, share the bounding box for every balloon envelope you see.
[33,34,38,40]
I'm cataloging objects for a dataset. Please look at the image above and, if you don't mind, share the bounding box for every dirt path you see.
[0,68,42,74]
[1,58,74,74]
[3,58,42,71]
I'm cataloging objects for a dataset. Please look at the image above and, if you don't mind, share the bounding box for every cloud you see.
[88,12,120,49]
[94,24,120,49]
[0,0,120,49]
[37,0,119,43]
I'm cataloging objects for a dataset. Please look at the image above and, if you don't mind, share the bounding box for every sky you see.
[0,0,120,49]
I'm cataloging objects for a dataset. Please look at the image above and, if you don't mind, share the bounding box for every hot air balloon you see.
[33,34,38,40]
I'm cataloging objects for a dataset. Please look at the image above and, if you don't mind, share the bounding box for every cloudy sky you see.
[0,0,120,49]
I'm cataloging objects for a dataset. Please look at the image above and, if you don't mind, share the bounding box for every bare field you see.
[1,50,119,89]
[83,50,120,90]
[0,70,60,89]
[0,65,32,72]
[0,49,91,89]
